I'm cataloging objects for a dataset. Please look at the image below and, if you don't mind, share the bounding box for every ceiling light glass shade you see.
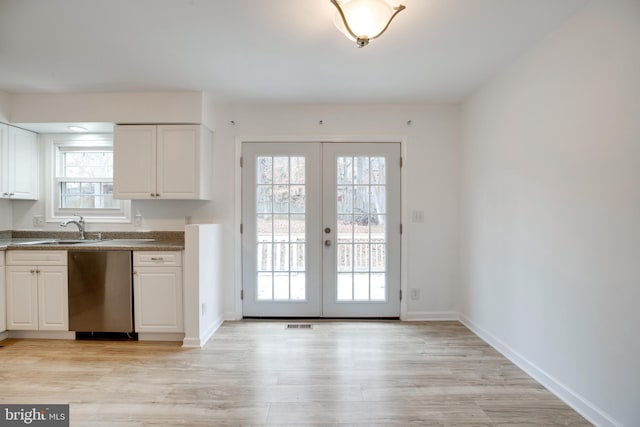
[331,0,406,47]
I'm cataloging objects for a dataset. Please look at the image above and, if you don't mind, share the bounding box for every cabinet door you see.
[6,266,39,330]
[38,266,68,331]
[8,127,38,200]
[0,266,6,332]
[134,266,183,333]
[156,125,199,199]
[113,125,157,199]
[0,123,8,197]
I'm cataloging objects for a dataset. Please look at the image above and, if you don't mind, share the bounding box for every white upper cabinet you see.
[0,123,39,200]
[113,124,213,200]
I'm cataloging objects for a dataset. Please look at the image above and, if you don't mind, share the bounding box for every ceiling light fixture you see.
[330,0,406,48]
[67,125,88,132]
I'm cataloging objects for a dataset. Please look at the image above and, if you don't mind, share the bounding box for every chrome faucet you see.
[61,215,86,240]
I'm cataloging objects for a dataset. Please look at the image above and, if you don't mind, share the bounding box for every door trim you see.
[234,135,409,321]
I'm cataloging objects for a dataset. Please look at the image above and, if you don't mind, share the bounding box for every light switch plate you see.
[411,210,425,223]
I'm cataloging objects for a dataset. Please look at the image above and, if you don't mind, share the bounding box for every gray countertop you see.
[0,238,184,251]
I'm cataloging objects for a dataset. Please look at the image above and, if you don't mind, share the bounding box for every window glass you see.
[48,135,130,223]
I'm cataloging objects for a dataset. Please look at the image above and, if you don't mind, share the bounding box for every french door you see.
[242,142,400,318]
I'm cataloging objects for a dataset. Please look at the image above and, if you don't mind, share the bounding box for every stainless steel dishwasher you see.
[68,250,134,334]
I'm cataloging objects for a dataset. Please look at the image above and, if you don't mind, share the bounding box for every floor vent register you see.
[286,323,313,329]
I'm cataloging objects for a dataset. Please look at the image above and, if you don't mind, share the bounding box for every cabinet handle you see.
[133,271,137,275]
[155,193,161,197]
[151,257,164,261]
[36,269,40,274]
[150,193,155,197]
[30,269,36,274]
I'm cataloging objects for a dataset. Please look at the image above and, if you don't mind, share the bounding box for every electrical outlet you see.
[411,210,425,223]
[134,214,142,226]
[32,215,44,226]
[410,288,420,300]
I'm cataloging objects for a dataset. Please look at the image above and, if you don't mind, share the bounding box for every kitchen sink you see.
[17,239,108,245]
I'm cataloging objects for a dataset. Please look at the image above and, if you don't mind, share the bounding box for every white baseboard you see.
[181,336,201,347]
[200,313,225,346]
[182,313,225,348]
[404,311,459,321]
[459,313,621,427]
[0,331,9,341]
[224,311,241,321]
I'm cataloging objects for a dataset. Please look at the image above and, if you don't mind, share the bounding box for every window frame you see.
[46,134,131,223]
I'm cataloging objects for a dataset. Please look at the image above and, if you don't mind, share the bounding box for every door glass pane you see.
[336,156,387,302]
[354,157,370,184]
[257,157,273,184]
[257,273,273,300]
[291,273,306,300]
[257,214,273,242]
[337,186,353,214]
[337,157,353,184]
[290,157,305,184]
[337,216,354,243]
[370,157,386,184]
[255,156,307,301]
[290,186,305,213]
[337,274,353,300]
[273,157,289,184]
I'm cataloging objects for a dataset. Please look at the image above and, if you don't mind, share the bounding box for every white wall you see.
[210,104,460,319]
[0,201,11,230]
[8,91,213,233]
[7,98,461,321]
[459,1,640,426]
[10,92,204,124]
[1,91,13,228]
[184,224,225,347]
[0,90,10,122]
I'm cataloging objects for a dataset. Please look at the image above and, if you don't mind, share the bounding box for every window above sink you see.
[45,134,132,224]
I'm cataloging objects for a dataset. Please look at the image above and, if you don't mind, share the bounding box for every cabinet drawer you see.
[133,251,182,267]
[6,250,67,266]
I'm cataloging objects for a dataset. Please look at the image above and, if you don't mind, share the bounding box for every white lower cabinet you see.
[5,251,68,331]
[133,251,183,333]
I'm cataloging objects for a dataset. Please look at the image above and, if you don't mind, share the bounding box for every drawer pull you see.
[150,257,164,261]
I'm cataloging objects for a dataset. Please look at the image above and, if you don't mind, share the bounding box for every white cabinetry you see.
[5,251,68,331]
[0,123,38,200]
[113,124,212,200]
[0,254,5,333]
[133,251,183,333]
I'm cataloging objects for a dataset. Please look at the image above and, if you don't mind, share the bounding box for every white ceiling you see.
[0,0,588,104]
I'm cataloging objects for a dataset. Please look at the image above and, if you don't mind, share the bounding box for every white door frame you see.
[234,135,409,320]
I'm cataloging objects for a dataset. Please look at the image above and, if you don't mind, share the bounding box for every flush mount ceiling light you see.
[67,125,88,132]
[330,0,406,48]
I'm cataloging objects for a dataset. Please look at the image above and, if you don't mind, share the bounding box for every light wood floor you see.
[0,321,590,426]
